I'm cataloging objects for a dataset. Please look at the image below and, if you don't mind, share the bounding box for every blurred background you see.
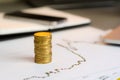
[0,0,119,12]
[0,0,120,30]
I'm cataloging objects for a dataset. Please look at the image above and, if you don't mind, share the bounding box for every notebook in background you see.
[0,7,91,36]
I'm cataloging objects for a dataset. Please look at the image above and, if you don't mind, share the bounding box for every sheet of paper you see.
[74,67,120,80]
[0,26,120,80]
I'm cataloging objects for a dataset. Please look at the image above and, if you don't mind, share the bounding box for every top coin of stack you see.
[34,32,52,64]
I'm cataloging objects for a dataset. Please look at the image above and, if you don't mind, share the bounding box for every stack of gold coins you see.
[34,32,52,64]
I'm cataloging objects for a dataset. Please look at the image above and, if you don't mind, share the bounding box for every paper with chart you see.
[0,27,120,80]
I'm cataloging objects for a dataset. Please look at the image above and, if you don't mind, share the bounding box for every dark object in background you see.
[4,11,67,26]
[24,0,116,9]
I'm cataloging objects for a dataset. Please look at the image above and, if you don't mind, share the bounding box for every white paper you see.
[0,27,120,80]
[73,66,120,80]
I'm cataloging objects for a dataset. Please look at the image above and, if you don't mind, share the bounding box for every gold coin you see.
[34,32,52,64]
[34,37,51,42]
[35,50,51,55]
[117,78,120,80]
[34,41,51,45]
[34,47,51,51]
[35,54,52,59]
[34,32,51,38]
[35,45,51,48]
[35,56,52,64]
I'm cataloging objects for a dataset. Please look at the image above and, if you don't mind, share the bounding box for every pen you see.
[4,11,67,26]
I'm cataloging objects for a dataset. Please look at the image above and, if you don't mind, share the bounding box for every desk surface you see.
[0,2,120,30]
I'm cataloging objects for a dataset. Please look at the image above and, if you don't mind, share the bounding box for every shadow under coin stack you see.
[34,32,52,64]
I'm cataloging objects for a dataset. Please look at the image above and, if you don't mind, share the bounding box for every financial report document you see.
[0,26,120,80]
